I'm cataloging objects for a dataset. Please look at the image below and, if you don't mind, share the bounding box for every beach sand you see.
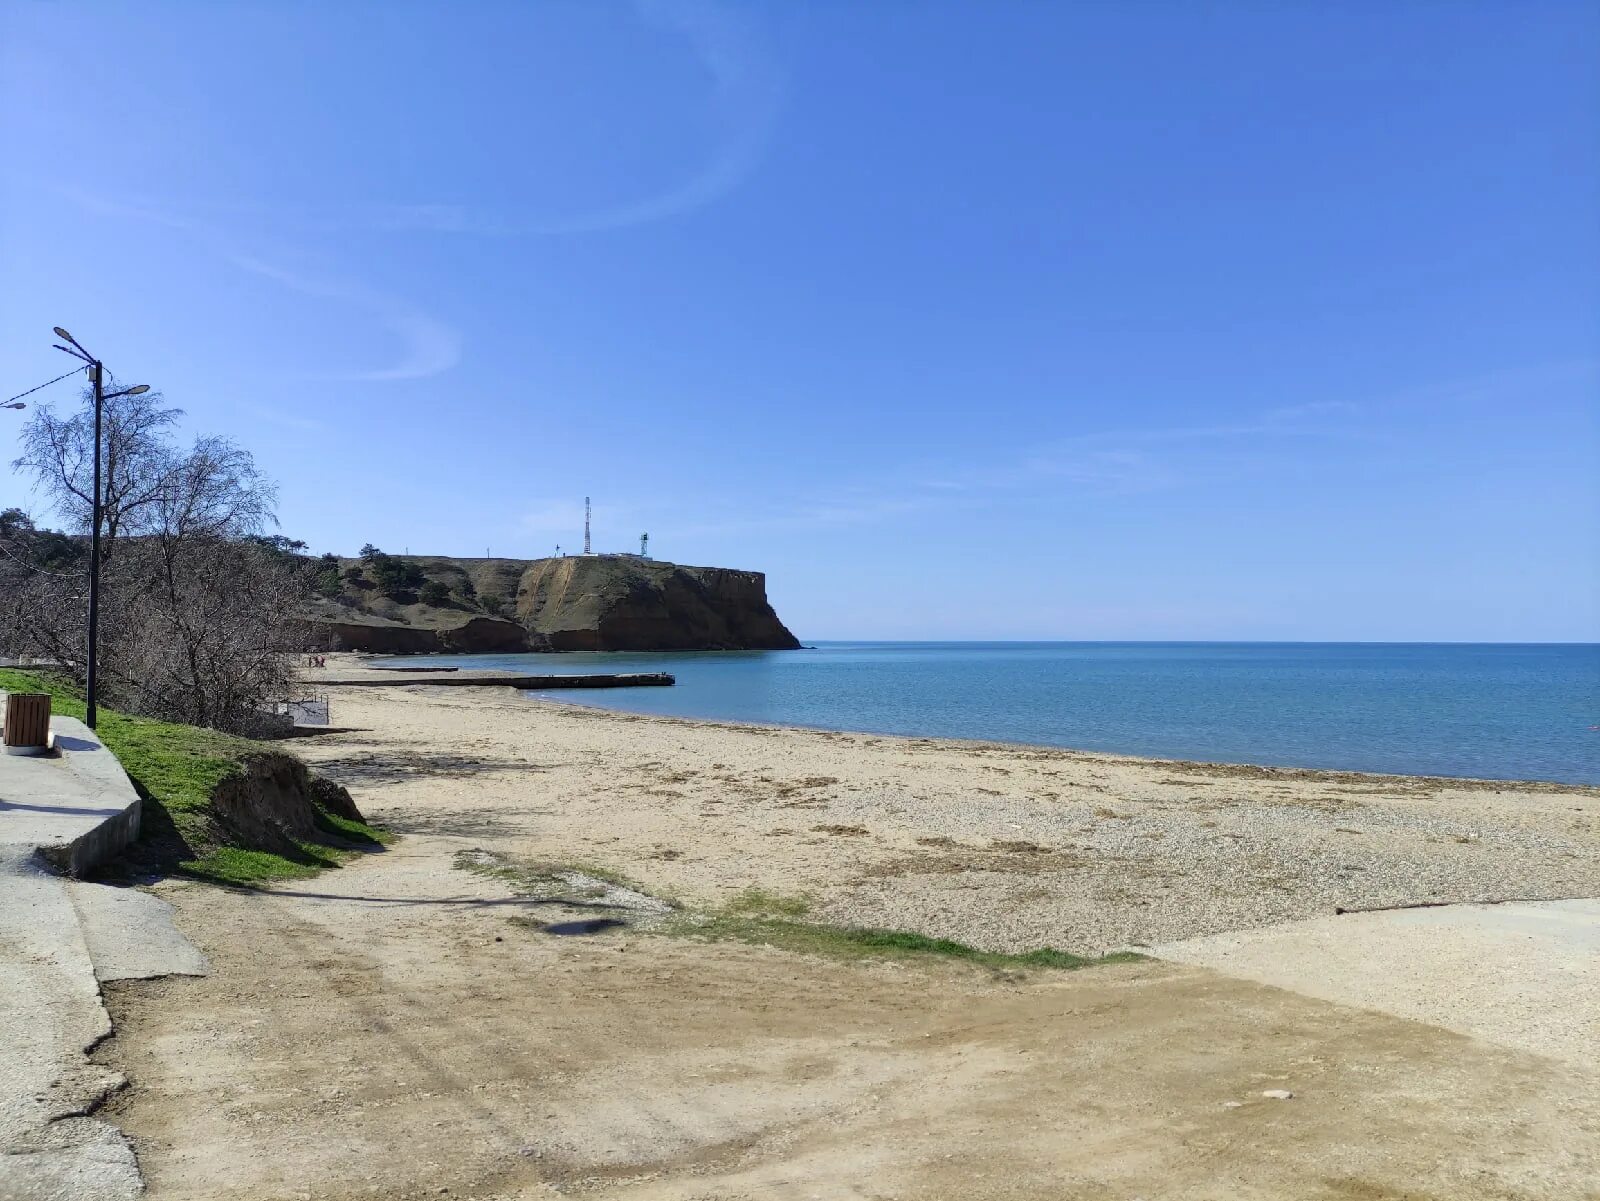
[96,666,1600,1200]
[298,665,1600,955]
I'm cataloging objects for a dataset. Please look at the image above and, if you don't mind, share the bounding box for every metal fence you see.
[271,691,330,726]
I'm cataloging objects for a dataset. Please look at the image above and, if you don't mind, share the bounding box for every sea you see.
[383,642,1600,786]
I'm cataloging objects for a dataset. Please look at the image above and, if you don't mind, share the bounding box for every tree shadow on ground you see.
[320,749,549,787]
[85,789,199,884]
[383,809,543,839]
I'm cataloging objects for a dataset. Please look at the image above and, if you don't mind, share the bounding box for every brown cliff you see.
[297,554,799,654]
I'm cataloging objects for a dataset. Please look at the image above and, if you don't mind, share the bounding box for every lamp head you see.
[51,327,95,363]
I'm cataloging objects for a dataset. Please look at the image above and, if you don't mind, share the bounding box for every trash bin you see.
[3,693,53,756]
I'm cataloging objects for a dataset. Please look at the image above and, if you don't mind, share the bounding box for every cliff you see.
[297,554,800,655]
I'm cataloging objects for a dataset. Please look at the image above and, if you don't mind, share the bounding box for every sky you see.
[2,0,1596,642]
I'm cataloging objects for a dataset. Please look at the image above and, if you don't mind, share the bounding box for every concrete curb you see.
[0,715,142,879]
[1,706,206,1201]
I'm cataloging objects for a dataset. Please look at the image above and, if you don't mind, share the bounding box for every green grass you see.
[723,886,813,918]
[454,849,642,892]
[674,910,1144,972]
[451,848,1140,975]
[0,668,388,886]
[184,846,336,885]
[690,882,1139,972]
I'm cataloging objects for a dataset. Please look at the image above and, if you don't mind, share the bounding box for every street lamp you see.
[51,328,149,730]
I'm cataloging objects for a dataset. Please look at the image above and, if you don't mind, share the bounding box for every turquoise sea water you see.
[388,643,1600,785]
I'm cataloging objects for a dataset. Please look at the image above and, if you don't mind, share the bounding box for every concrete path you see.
[0,712,206,1201]
[1149,899,1600,1067]
[0,715,141,876]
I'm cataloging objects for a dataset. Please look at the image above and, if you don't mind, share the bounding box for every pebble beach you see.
[299,659,1600,954]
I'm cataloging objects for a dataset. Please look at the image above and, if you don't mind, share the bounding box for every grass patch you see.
[452,849,1138,975]
[315,809,391,844]
[453,849,664,908]
[724,886,812,918]
[183,847,337,886]
[690,883,1139,972]
[0,669,387,885]
[454,848,547,890]
[673,910,1144,972]
[453,849,641,897]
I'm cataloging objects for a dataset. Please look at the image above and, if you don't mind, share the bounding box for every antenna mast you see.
[640,532,649,558]
[583,497,592,555]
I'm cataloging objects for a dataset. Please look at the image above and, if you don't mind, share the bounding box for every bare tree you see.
[0,511,89,671]
[5,386,309,733]
[15,383,182,557]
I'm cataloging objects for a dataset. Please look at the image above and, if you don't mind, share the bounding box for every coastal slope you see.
[298,553,800,654]
[517,556,798,651]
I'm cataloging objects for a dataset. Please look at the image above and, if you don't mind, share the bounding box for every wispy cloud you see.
[531,362,1591,543]
[527,0,783,235]
[235,402,328,433]
[1262,399,1361,423]
[44,0,778,390]
[768,361,1599,536]
[354,1,782,236]
[673,396,1376,537]
[63,188,462,383]
[66,0,782,240]
[219,248,462,382]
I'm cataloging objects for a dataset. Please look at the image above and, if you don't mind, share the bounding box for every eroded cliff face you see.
[297,555,799,654]
[516,558,800,651]
[294,615,533,655]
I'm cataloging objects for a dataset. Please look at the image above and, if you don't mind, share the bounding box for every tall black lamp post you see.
[51,328,148,730]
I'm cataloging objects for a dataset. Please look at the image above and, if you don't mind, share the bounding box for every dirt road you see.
[103,840,1600,1200]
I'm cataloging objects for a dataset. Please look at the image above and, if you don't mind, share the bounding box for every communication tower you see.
[583,497,592,555]
[640,532,649,558]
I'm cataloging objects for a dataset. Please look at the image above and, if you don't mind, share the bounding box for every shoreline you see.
[532,690,1599,793]
[292,664,1600,955]
[352,643,1600,788]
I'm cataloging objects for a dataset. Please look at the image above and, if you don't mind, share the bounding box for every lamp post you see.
[51,328,148,730]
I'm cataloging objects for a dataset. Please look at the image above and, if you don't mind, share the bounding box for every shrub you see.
[364,551,425,598]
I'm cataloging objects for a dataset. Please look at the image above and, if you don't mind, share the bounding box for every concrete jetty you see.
[322,670,675,689]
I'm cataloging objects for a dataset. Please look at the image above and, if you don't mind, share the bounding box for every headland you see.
[297,552,801,654]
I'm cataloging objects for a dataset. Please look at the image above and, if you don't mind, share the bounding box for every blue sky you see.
[2,1,1596,641]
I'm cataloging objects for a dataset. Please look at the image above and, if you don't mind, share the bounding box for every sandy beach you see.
[299,663,1600,955]
[95,665,1600,1200]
